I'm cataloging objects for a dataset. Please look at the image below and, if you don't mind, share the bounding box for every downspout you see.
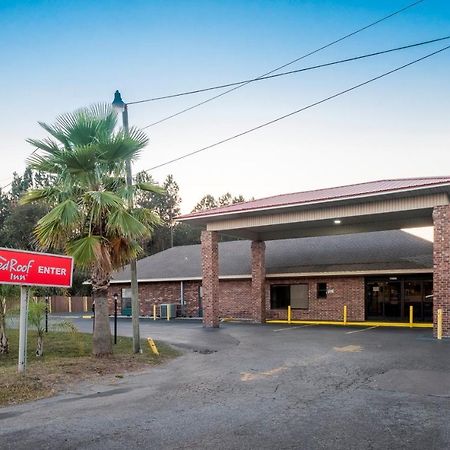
[180,281,185,305]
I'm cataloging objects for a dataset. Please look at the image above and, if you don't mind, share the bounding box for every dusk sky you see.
[1,0,449,241]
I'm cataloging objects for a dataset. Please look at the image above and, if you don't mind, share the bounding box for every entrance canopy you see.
[178,177,450,337]
[179,177,450,240]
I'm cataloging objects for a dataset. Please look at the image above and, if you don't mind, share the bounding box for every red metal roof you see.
[179,177,450,220]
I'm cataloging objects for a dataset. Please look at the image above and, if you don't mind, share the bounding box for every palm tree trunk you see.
[36,333,44,357]
[91,268,112,357]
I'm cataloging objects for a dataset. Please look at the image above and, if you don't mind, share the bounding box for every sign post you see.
[18,286,29,373]
[0,248,73,373]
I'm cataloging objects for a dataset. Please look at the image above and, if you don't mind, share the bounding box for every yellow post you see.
[147,337,159,355]
[153,304,157,320]
[409,305,413,328]
[83,296,88,312]
[437,308,443,340]
[343,305,347,325]
[167,305,170,321]
[287,305,292,324]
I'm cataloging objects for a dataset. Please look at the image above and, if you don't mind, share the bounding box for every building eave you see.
[109,268,432,284]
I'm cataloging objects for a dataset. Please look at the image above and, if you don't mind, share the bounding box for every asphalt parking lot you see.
[1,319,449,450]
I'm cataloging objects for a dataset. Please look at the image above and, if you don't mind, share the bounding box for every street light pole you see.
[113,293,118,345]
[112,90,141,354]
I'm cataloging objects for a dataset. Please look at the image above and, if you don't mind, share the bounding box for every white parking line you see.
[272,325,314,332]
[345,326,379,335]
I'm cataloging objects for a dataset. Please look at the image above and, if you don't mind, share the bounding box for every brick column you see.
[251,240,266,323]
[433,205,450,337]
[201,230,220,328]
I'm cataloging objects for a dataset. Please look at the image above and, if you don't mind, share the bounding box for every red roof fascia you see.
[179,177,450,220]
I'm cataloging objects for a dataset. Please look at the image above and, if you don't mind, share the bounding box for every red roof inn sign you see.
[0,248,74,373]
[0,248,73,287]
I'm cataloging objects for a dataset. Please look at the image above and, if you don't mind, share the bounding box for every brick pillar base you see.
[201,230,220,328]
[433,205,450,338]
[251,240,266,323]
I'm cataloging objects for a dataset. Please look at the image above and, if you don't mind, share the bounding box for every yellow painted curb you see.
[266,320,433,328]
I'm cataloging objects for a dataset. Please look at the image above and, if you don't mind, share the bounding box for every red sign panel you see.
[0,248,73,288]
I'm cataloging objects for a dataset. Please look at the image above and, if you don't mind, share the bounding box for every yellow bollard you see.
[167,306,170,321]
[437,308,443,340]
[287,305,292,324]
[343,305,347,325]
[147,337,159,355]
[153,304,157,320]
[409,305,413,328]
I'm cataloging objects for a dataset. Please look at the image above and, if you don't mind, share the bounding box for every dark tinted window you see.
[317,283,327,299]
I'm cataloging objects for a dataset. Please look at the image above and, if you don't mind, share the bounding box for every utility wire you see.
[143,44,450,172]
[0,1,428,191]
[137,0,425,128]
[129,35,449,103]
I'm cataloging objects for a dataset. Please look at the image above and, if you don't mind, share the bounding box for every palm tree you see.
[20,104,161,356]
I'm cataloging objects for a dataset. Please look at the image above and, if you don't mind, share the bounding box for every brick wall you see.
[266,276,365,321]
[219,279,252,318]
[433,205,450,337]
[108,281,201,317]
[107,275,365,321]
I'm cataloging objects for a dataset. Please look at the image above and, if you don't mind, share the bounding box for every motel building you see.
[109,177,450,338]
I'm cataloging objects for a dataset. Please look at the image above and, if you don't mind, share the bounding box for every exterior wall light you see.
[334,219,342,225]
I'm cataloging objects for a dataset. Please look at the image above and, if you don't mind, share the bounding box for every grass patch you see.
[0,329,180,407]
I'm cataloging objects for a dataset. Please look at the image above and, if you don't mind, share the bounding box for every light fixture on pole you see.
[112,90,141,354]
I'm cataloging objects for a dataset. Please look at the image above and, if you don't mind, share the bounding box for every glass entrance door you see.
[365,276,433,322]
[384,281,402,319]
[367,281,402,320]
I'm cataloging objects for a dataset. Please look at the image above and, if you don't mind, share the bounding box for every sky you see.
[1,0,449,240]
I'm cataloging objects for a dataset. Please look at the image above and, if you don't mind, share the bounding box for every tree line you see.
[0,168,246,291]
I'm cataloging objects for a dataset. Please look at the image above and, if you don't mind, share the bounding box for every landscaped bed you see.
[0,329,180,407]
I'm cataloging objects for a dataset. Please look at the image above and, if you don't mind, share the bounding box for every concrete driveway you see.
[1,319,449,450]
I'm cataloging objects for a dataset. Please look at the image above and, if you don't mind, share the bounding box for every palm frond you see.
[50,104,115,148]
[66,235,110,270]
[109,237,141,269]
[84,190,125,225]
[38,121,71,149]
[96,130,148,163]
[106,209,150,239]
[56,144,97,175]
[34,199,80,248]
[19,187,60,205]
[132,208,161,233]
[25,137,62,155]
[135,182,165,195]
[27,151,65,174]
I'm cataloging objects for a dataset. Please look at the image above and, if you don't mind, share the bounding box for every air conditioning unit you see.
[160,303,177,319]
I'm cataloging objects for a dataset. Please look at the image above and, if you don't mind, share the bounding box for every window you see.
[270,285,290,309]
[317,283,327,299]
[270,284,309,309]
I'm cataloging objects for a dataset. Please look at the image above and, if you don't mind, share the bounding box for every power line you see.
[0,181,12,191]
[142,44,450,172]
[138,0,426,128]
[0,1,428,192]
[128,35,449,104]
